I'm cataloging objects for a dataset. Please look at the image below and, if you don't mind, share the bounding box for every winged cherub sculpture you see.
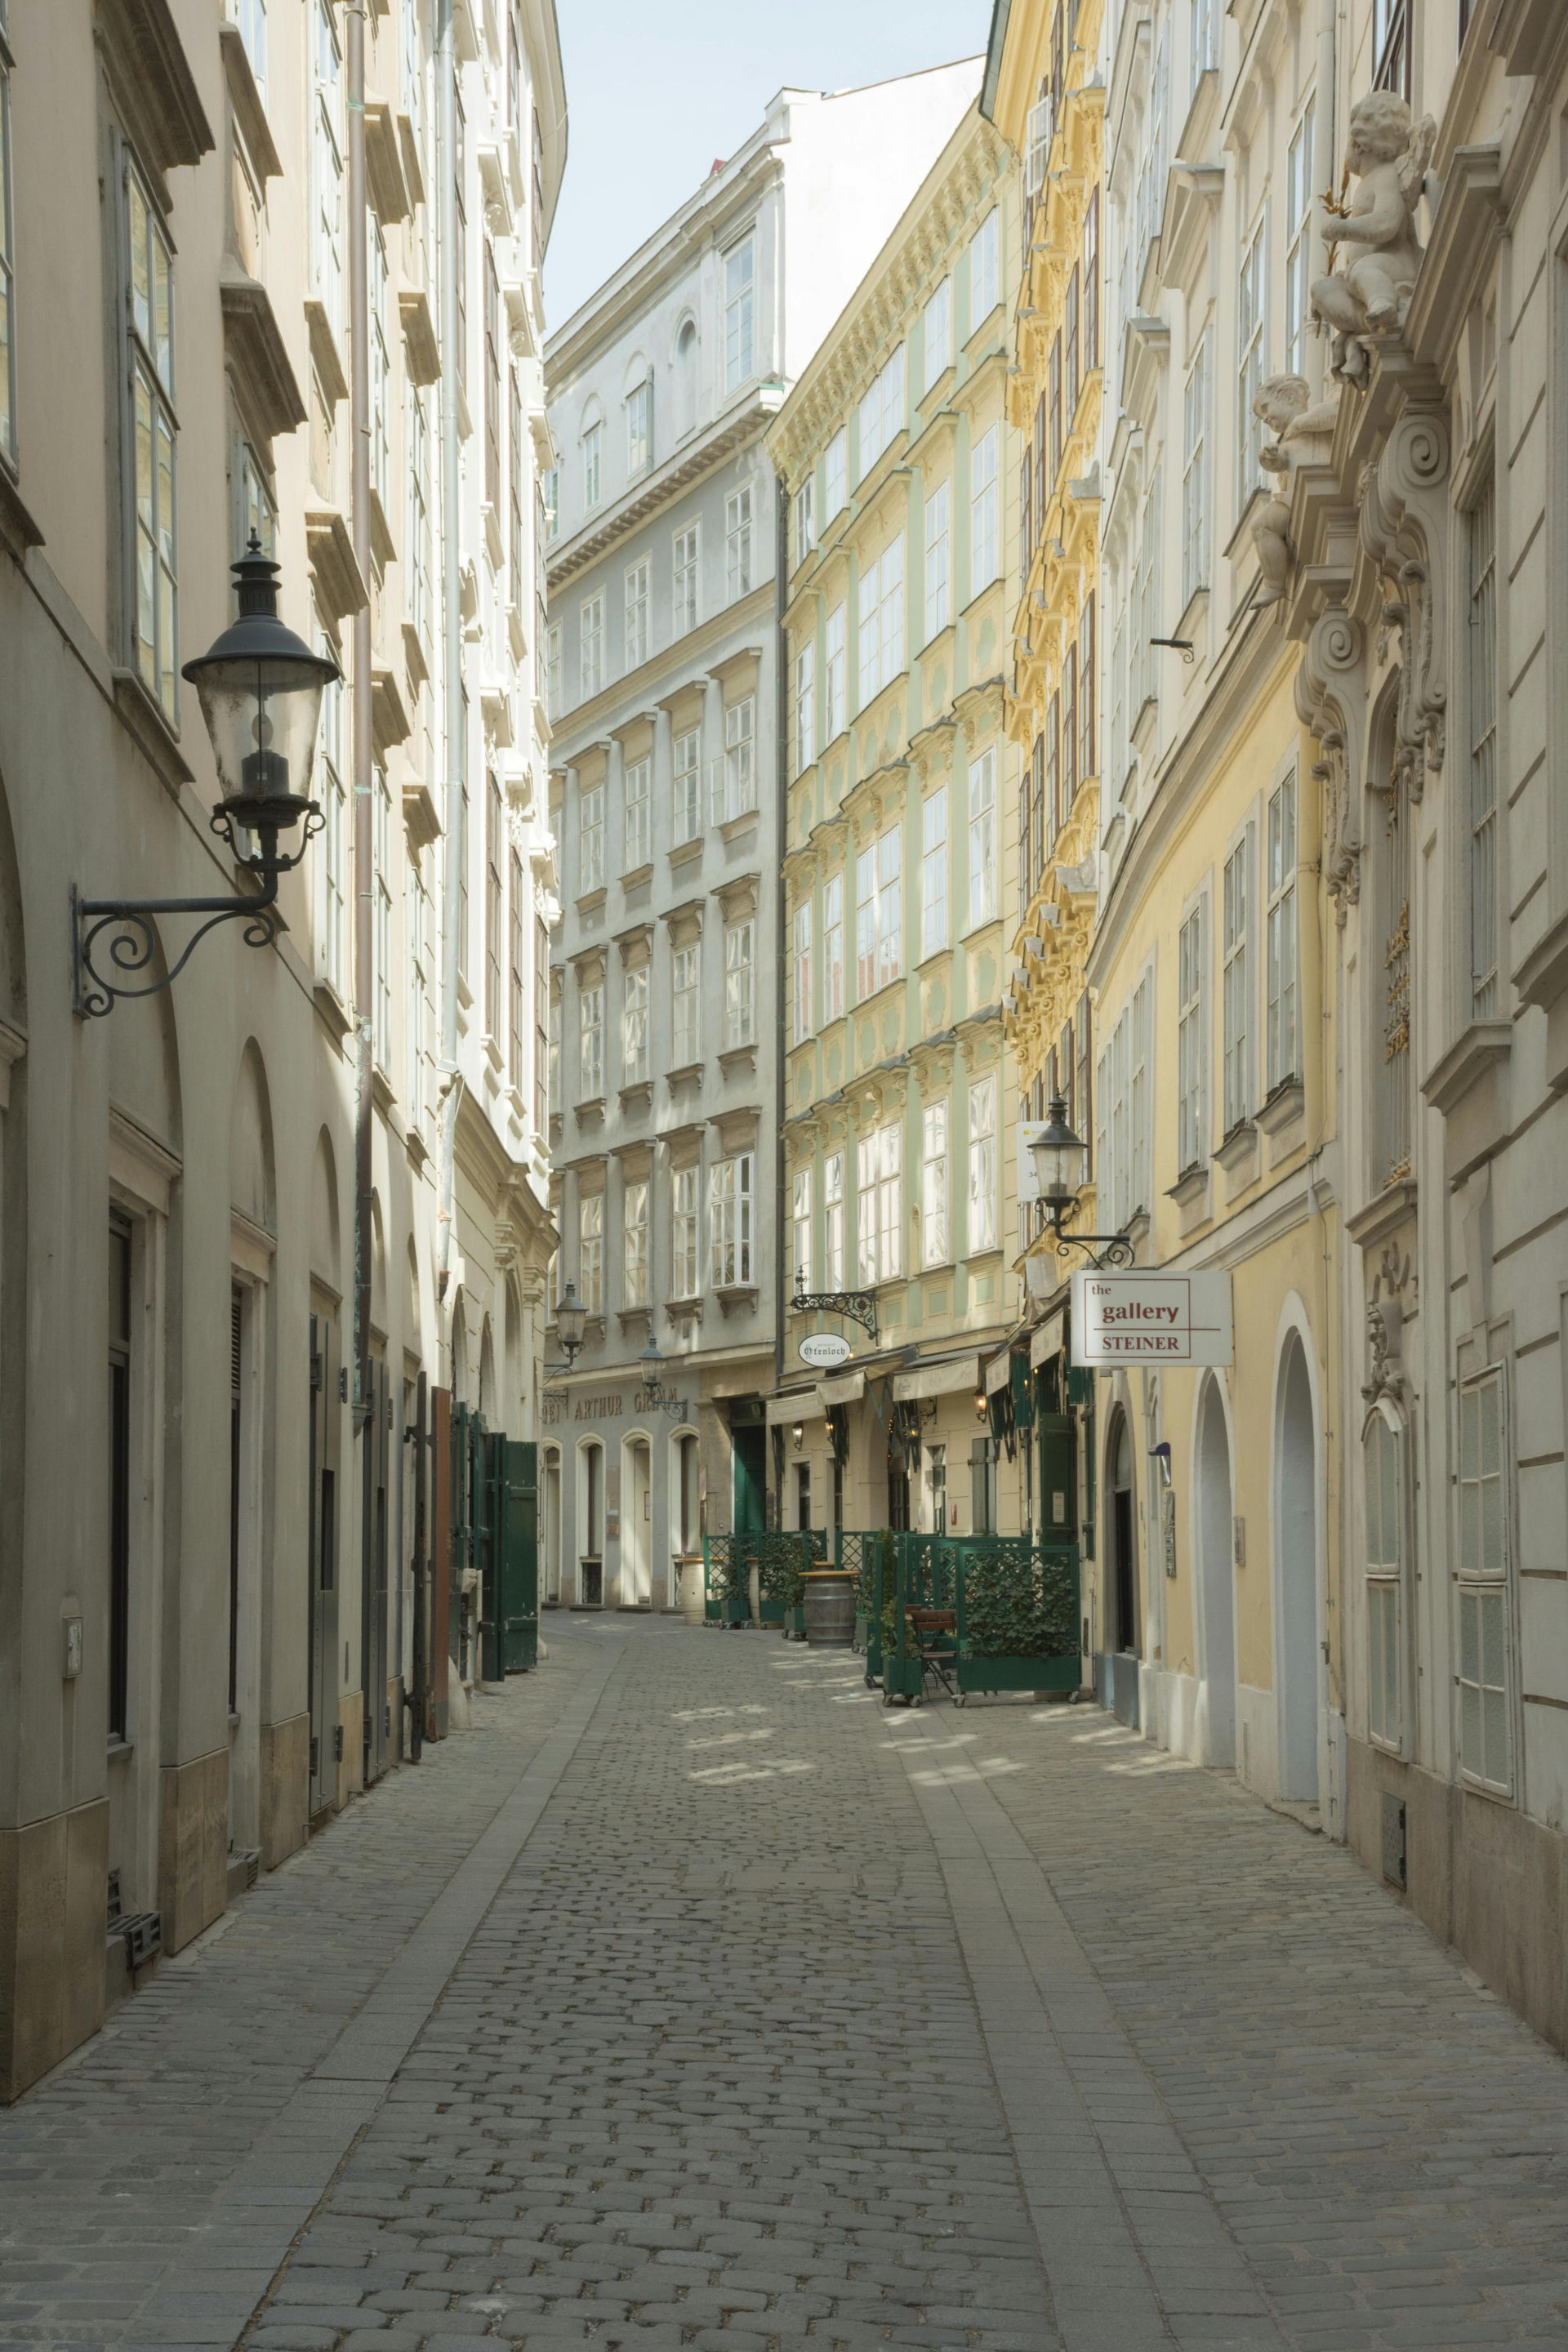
[1311,93,1437,388]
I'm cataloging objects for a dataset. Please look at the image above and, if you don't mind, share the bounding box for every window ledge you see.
[666,1295,704,1325]
[619,1080,653,1113]
[719,808,760,845]
[111,669,193,796]
[1214,1119,1258,1173]
[666,1061,703,1092]
[718,1043,757,1079]
[575,1096,605,1127]
[0,462,43,561]
[617,1305,653,1336]
[303,299,349,408]
[575,885,607,919]
[1422,1018,1511,1117]
[1166,1162,1209,1207]
[621,861,653,891]
[669,837,703,871]
[314,978,352,1040]
[714,1283,759,1316]
[1346,1178,1419,1251]
[1255,1078,1305,1138]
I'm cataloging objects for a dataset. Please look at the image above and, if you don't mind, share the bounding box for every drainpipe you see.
[348,0,372,1432]
[436,0,464,1329]
[773,473,789,1450]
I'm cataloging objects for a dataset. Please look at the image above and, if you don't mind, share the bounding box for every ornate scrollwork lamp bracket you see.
[791,1290,880,1343]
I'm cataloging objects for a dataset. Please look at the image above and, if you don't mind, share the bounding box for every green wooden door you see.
[500,1439,539,1672]
[476,1421,502,1683]
[733,1425,767,1533]
[1037,1413,1078,1540]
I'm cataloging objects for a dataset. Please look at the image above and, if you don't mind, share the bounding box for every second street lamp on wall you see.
[554,1281,588,1365]
[1029,1097,1135,1270]
[73,539,339,1018]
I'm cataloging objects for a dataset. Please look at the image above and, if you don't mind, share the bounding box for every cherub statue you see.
[1250,374,1341,605]
[1311,93,1437,387]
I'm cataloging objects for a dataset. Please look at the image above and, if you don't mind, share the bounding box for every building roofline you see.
[981,0,1011,123]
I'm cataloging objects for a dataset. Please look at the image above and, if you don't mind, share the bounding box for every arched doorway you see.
[670,1428,700,1611]
[577,1438,604,1606]
[1195,1376,1236,1768]
[542,1446,562,1605]
[1106,1408,1139,1726]
[621,1433,651,1606]
[1275,1331,1321,1801]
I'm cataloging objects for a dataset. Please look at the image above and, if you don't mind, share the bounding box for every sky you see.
[544,0,995,332]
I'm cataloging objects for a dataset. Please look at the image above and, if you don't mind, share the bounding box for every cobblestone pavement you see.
[3,1620,1568,2352]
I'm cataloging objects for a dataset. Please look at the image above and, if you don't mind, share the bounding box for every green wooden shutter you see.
[501,1438,539,1671]
[1037,1412,1077,1539]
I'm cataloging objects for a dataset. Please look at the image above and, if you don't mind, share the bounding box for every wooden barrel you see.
[803,1566,856,1648]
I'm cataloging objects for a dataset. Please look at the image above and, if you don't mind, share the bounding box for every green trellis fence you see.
[702,1531,826,1628]
[878,1533,1081,1703]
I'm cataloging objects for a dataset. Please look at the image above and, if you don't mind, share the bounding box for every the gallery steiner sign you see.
[1070,1269,1234,1367]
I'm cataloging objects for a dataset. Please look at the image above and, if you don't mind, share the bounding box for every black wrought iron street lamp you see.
[635,1337,689,1421]
[73,539,340,1018]
[1029,1097,1135,1268]
[550,1281,588,1369]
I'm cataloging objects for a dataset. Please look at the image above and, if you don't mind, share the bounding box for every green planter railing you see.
[882,1534,1080,1703]
[834,1530,892,1683]
[702,1531,824,1628]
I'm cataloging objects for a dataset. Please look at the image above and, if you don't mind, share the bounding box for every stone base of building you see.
[0,1799,109,2102]
[158,1749,229,1956]
[1348,1735,1568,2054]
[261,1713,310,1869]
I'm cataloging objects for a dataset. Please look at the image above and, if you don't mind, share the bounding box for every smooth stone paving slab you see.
[3,1619,1568,2352]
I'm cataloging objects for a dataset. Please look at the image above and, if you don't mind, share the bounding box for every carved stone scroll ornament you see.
[1361,407,1451,797]
[1362,1244,1414,1413]
[1312,94,1438,389]
[1250,373,1341,605]
[1294,604,1365,922]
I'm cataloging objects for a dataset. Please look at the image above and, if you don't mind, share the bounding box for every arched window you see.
[623,353,653,474]
[1364,1405,1404,1751]
[674,317,697,440]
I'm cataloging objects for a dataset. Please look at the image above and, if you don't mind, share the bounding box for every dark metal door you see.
[362,1360,390,1784]
[501,1439,538,1672]
[308,1313,341,1819]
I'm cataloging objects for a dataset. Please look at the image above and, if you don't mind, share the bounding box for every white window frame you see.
[824,426,847,519]
[672,726,700,846]
[578,591,604,700]
[623,754,650,873]
[578,780,604,896]
[725,484,753,601]
[921,1099,949,1268]
[857,1121,902,1285]
[621,960,649,1085]
[1236,210,1267,510]
[623,556,649,670]
[855,825,902,1000]
[823,1152,844,1287]
[969,208,999,329]
[715,696,755,824]
[709,1152,755,1287]
[724,916,755,1049]
[858,534,905,708]
[312,0,345,336]
[314,644,346,990]
[578,979,604,1098]
[1467,469,1499,1018]
[546,618,562,718]
[1285,99,1316,376]
[672,940,700,1066]
[1265,772,1299,1094]
[792,898,813,1043]
[857,344,905,481]
[1222,829,1251,1135]
[1131,972,1152,1216]
[724,235,756,394]
[1364,1406,1405,1753]
[825,603,847,740]
[968,748,997,928]
[1457,1365,1512,1796]
[578,1192,604,1313]
[966,1075,996,1254]
[1181,330,1209,607]
[970,425,999,595]
[671,1165,699,1298]
[822,873,844,1022]
[672,520,700,635]
[622,1178,649,1309]
[924,481,951,639]
[626,375,652,474]
[124,157,180,721]
[792,1168,813,1294]
[794,638,815,777]
[793,474,816,562]
[372,764,392,1072]
[581,416,602,509]
[1176,896,1206,1174]
[924,276,951,388]
[920,786,948,959]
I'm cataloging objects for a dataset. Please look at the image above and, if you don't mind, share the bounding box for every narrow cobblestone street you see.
[4,1621,1568,2352]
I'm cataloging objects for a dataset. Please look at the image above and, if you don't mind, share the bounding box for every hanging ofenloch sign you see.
[799,1332,853,1370]
[1070,1268,1234,1366]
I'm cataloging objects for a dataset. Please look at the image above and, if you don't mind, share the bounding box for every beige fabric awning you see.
[817,1371,866,1406]
[892,1355,981,1404]
[1031,1308,1066,1368]
[765,1391,825,1428]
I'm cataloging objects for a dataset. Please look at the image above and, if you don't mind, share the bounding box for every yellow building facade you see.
[987,0,1344,1811]
[766,110,1023,1539]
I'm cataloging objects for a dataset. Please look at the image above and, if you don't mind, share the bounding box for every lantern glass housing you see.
[181,541,340,842]
[1031,1096,1088,1212]
[555,1281,588,1357]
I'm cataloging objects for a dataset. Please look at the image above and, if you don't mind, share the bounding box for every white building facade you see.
[542,62,983,1610]
[0,0,563,2101]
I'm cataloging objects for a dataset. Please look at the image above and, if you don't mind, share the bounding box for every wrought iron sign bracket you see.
[1052,1231,1137,1272]
[791,1289,879,1343]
